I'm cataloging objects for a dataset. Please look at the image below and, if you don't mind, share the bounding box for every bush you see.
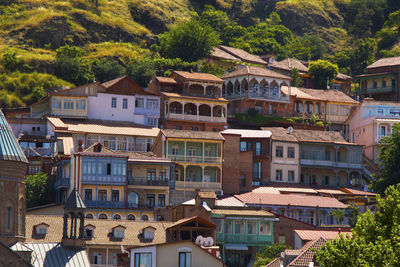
[247,108,259,117]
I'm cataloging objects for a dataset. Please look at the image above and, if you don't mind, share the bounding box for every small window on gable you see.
[85,225,95,239]
[141,215,149,221]
[35,224,49,235]
[127,214,136,220]
[144,229,154,240]
[86,214,94,219]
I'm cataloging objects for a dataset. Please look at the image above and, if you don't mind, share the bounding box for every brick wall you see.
[221,134,241,194]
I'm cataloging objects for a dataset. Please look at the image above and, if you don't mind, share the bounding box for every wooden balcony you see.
[225,92,290,102]
[54,177,70,189]
[128,176,169,187]
[82,175,126,184]
[175,180,221,190]
[168,154,222,164]
[167,113,227,123]
[51,108,87,118]
[300,159,362,169]
[216,233,273,244]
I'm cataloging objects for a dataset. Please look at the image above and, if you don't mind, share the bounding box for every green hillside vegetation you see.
[1,0,400,108]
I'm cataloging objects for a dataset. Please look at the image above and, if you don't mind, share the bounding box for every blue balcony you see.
[84,200,125,208]
[54,178,70,189]
[81,175,126,185]
[216,233,273,245]
[128,176,169,187]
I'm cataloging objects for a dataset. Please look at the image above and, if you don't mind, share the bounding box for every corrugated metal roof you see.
[212,209,274,217]
[47,117,68,129]
[161,129,225,140]
[11,242,90,267]
[0,109,28,163]
[221,129,272,138]
[294,230,352,241]
[65,189,86,209]
[57,136,74,155]
[215,196,247,207]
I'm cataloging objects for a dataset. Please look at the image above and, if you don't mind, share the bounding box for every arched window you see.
[113,214,121,220]
[141,215,149,221]
[128,192,139,208]
[98,214,108,220]
[86,214,94,219]
[127,214,136,221]
[6,201,14,232]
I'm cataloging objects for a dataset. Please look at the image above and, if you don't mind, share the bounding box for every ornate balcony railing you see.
[84,200,125,208]
[128,176,169,186]
[175,181,221,189]
[168,113,227,123]
[216,233,273,244]
[168,154,222,164]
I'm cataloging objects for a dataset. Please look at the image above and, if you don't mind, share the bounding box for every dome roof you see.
[0,109,28,163]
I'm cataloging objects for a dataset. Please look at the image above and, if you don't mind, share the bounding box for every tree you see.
[371,122,400,194]
[158,19,221,62]
[308,60,339,89]
[348,202,360,227]
[92,58,125,83]
[55,45,94,85]
[317,184,400,266]
[199,5,232,34]
[25,172,49,208]
[254,244,290,267]
[289,68,303,87]
[330,209,345,224]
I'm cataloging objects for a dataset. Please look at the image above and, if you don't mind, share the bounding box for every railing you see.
[362,86,396,95]
[84,200,125,208]
[128,176,169,186]
[52,108,87,118]
[135,107,159,115]
[54,178,70,189]
[300,159,362,169]
[168,113,227,123]
[225,92,290,102]
[216,233,273,244]
[81,175,126,184]
[168,154,222,164]
[175,181,221,189]
[91,264,117,267]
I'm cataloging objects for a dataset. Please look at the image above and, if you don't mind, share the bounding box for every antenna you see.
[287,126,293,134]
[195,235,204,246]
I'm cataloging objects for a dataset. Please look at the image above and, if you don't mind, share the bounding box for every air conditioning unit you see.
[215,190,223,196]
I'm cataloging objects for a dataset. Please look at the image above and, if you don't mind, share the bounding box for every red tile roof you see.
[211,47,242,62]
[219,45,267,65]
[235,192,348,208]
[294,229,352,241]
[154,76,178,84]
[366,56,400,69]
[288,237,327,266]
[271,58,308,73]
[340,188,377,196]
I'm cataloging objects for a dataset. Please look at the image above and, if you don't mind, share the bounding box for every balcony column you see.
[302,100,306,119]
[210,105,214,122]
[346,170,350,186]
[183,166,186,186]
[334,169,339,186]
[184,141,187,162]
[202,142,205,162]
[203,84,206,96]
[201,166,205,187]
[196,103,199,122]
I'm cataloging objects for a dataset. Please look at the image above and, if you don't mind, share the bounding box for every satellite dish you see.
[195,235,203,246]
[200,237,206,246]
[287,126,293,134]
[205,237,214,247]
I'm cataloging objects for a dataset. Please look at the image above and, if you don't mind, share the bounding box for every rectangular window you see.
[76,99,86,110]
[135,98,144,108]
[324,176,330,185]
[373,80,377,88]
[224,220,232,234]
[389,109,400,116]
[111,97,117,108]
[158,194,166,207]
[276,146,283,157]
[276,170,282,181]
[287,147,295,158]
[136,138,146,152]
[64,99,74,109]
[106,163,112,175]
[255,142,261,155]
[382,80,387,88]
[234,221,244,234]
[112,190,119,202]
[147,168,156,180]
[98,190,107,201]
[52,98,62,109]
[240,141,247,152]
[179,252,191,267]
[146,194,155,208]
[247,221,257,234]
[174,125,182,130]
[7,207,11,231]
[134,253,152,267]
[377,109,384,115]
[253,162,261,179]
[159,169,167,180]
[123,98,128,109]
[288,170,295,182]
[325,150,331,161]
[84,189,92,201]
[147,117,158,126]
[146,99,159,110]
[190,126,198,131]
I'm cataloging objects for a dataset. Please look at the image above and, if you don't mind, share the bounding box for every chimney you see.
[78,140,83,152]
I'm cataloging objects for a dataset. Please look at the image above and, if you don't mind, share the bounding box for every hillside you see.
[0,0,399,107]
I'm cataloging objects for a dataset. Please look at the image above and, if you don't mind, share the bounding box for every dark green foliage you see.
[290,68,303,87]
[308,59,339,89]
[158,19,221,62]
[25,172,49,208]
[199,62,224,77]
[371,122,400,194]
[247,107,259,117]
[330,209,345,224]
[199,5,232,34]
[348,202,360,227]
[254,244,291,267]
[126,57,197,87]
[55,45,94,85]
[92,58,125,83]
[317,184,400,266]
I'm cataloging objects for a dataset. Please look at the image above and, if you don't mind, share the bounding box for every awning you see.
[224,243,248,251]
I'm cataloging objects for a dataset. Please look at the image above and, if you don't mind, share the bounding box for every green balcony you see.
[216,232,273,245]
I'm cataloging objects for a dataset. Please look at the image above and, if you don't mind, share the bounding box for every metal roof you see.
[0,109,28,163]
[222,129,272,138]
[65,189,86,210]
[11,242,90,267]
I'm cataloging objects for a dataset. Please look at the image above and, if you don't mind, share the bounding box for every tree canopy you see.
[371,122,400,194]
[254,243,290,267]
[158,19,221,62]
[317,184,400,266]
[25,172,50,208]
[308,59,339,89]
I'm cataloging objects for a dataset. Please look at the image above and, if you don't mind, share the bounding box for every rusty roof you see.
[265,258,282,267]
[25,215,172,246]
[219,45,267,65]
[172,71,223,83]
[282,86,358,103]
[154,76,178,84]
[222,65,291,80]
[221,129,272,138]
[261,127,298,142]
[235,192,348,208]
[271,58,308,73]
[211,47,242,62]
[294,229,352,241]
[167,216,216,229]
[47,117,68,129]
[161,129,224,141]
[212,209,274,217]
[366,56,400,69]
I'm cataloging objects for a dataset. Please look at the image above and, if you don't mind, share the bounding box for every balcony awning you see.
[224,243,248,251]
